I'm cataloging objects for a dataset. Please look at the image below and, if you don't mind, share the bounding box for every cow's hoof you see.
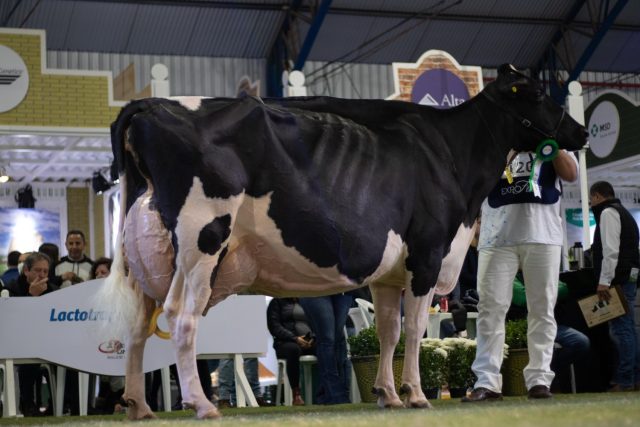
[126,407,157,420]
[399,383,432,409]
[132,411,157,420]
[383,399,405,409]
[184,400,221,420]
[124,398,157,420]
[373,387,403,409]
[197,407,221,419]
[408,399,433,409]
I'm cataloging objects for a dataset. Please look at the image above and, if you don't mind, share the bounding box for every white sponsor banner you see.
[0,279,268,375]
[0,45,29,113]
[588,100,620,158]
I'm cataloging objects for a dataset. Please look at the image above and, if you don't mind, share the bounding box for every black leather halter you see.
[481,90,566,141]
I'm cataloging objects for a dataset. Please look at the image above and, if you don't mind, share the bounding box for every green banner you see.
[585,92,640,168]
[565,208,595,227]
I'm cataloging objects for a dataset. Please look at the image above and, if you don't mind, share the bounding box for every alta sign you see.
[411,68,470,109]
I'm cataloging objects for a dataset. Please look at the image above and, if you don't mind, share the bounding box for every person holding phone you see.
[267,297,315,405]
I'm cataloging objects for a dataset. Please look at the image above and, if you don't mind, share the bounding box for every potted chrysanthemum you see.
[501,318,529,396]
[442,337,477,397]
[348,325,405,403]
[419,338,448,399]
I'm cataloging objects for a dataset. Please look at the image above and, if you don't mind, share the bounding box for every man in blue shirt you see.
[0,250,21,288]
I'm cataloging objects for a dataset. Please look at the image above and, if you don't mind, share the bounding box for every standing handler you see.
[463,149,578,402]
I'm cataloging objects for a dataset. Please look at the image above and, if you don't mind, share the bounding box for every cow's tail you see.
[110,98,161,178]
[95,160,142,341]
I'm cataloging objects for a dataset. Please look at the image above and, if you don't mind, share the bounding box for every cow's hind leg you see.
[400,286,436,409]
[122,275,157,420]
[164,265,220,419]
[370,284,404,408]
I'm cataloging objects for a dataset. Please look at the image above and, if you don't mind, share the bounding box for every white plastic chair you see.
[553,342,577,393]
[426,312,478,338]
[275,359,293,406]
[348,307,369,333]
[355,298,374,327]
[275,355,317,406]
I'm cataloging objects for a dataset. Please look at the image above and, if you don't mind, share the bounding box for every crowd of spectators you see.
[0,230,102,416]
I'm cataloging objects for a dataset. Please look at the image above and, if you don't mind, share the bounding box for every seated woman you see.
[267,298,315,405]
[91,257,112,279]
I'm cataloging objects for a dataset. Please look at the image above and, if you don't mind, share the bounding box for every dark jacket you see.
[267,298,312,348]
[591,198,640,286]
[0,267,19,287]
[5,274,55,297]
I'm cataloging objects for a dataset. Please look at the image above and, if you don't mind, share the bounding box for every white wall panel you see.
[47,51,266,97]
[303,61,395,99]
[45,51,640,103]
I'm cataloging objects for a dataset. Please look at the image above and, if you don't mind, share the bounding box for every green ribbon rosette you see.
[528,139,559,197]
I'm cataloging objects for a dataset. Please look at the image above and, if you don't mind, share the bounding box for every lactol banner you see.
[0,279,268,375]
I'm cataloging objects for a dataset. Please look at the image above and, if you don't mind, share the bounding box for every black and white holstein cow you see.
[101,65,585,419]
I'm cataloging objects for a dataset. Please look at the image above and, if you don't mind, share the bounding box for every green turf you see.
[1,392,638,427]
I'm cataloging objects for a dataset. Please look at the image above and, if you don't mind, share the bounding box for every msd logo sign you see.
[0,45,29,112]
[588,100,620,158]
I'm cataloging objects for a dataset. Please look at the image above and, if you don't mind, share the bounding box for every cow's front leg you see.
[370,284,403,408]
[400,286,435,409]
[122,277,157,420]
[165,266,220,419]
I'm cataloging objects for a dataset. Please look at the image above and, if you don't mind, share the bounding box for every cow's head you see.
[484,64,586,152]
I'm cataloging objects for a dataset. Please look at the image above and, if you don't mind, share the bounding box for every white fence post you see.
[151,63,170,97]
[566,81,591,250]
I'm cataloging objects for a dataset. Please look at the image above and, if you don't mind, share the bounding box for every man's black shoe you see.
[461,387,503,402]
[528,385,552,399]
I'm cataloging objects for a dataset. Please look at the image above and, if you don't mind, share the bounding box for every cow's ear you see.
[496,75,529,98]
[496,66,543,101]
[497,64,518,76]
[510,80,545,102]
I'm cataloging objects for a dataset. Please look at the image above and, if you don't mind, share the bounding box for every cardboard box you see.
[578,285,628,327]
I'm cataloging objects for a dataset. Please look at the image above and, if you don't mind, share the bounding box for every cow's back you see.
[125,96,418,291]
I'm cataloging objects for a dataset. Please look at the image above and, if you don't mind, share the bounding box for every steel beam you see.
[266,0,303,97]
[294,0,332,71]
[533,0,586,101]
[535,0,629,104]
[562,0,629,99]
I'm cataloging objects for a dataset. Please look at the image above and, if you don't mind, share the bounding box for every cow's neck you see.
[429,95,514,224]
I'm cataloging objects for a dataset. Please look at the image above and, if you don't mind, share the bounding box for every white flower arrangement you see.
[419,339,448,389]
[419,337,509,391]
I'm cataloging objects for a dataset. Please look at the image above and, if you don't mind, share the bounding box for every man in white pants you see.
[462,149,578,402]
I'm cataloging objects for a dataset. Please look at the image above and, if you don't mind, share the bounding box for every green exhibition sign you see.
[565,208,595,227]
[585,91,640,168]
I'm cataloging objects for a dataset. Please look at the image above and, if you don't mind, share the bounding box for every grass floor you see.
[1,392,638,427]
